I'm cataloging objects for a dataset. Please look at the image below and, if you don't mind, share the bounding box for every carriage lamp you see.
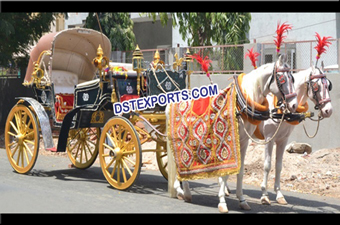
[132,45,144,71]
[132,45,144,95]
[184,48,194,89]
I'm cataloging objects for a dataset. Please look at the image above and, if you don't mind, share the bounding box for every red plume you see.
[274,22,292,53]
[314,32,332,60]
[190,52,212,77]
[245,47,260,69]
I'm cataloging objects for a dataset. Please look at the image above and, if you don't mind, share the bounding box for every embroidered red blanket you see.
[168,86,240,181]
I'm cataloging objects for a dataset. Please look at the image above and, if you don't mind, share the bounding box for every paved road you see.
[0,149,339,214]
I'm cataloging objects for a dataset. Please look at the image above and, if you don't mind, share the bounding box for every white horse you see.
[257,62,333,205]
[166,55,298,213]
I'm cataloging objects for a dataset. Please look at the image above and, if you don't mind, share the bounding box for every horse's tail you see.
[166,104,177,198]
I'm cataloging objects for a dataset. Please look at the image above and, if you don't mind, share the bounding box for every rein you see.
[234,72,288,145]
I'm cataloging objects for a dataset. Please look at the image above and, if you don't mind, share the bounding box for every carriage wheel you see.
[155,125,168,180]
[67,127,100,169]
[156,141,168,180]
[99,116,142,190]
[4,104,40,174]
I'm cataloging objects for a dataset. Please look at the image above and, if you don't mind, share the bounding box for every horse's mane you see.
[242,62,275,104]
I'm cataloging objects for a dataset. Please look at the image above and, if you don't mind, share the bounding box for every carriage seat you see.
[52,70,78,94]
[51,70,78,121]
[55,93,74,122]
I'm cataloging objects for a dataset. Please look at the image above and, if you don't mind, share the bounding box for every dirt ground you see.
[1,129,339,199]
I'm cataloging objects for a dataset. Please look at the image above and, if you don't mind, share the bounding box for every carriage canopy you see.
[25,28,112,91]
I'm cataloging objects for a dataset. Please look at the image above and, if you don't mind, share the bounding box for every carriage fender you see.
[15,97,54,150]
[56,106,84,152]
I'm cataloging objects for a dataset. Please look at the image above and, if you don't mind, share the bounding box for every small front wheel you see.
[99,116,142,190]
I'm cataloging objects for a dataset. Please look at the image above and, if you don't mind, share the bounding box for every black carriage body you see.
[32,84,56,107]
[145,69,187,96]
[73,80,113,128]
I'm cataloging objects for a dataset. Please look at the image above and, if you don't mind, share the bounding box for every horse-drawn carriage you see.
[4,28,191,190]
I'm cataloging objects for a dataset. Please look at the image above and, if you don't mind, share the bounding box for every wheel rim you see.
[156,141,168,180]
[99,117,141,190]
[5,104,39,174]
[67,127,100,169]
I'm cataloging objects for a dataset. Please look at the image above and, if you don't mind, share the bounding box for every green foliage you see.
[145,12,251,46]
[85,13,136,51]
[144,13,251,71]
[0,13,57,67]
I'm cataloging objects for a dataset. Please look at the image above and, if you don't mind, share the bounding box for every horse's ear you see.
[321,61,325,71]
[277,54,287,66]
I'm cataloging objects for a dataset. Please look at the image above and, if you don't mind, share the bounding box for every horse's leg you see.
[260,141,274,205]
[218,176,229,213]
[174,178,184,200]
[274,138,288,205]
[236,138,251,210]
[220,175,231,196]
[182,181,192,202]
[166,105,178,198]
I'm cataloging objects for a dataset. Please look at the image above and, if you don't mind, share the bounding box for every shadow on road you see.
[22,164,340,213]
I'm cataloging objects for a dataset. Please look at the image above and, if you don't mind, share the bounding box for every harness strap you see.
[273,95,309,125]
[234,74,270,125]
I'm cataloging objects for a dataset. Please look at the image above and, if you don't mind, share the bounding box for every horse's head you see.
[267,54,298,113]
[307,61,333,118]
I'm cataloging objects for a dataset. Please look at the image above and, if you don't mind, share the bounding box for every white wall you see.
[249,13,337,43]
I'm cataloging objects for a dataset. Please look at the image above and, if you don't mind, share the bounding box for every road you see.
[0,149,339,214]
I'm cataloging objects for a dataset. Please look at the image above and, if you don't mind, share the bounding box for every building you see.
[247,13,340,71]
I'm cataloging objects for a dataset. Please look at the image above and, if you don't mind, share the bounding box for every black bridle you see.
[269,64,297,107]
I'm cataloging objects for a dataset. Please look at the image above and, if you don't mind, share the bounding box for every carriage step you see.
[46,147,57,152]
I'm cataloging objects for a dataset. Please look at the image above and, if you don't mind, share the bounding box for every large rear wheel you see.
[4,104,39,174]
[99,116,142,190]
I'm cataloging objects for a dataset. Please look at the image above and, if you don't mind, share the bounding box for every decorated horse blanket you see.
[168,86,240,181]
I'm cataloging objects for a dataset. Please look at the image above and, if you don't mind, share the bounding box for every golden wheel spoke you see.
[10,144,19,158]
[105,157,115,170]
[8,131,17,137]
[103,143,115,152]
[99,117,141,190]
[110,161,118,179]
[23,145,30,165]
[23,142,33,157]
[24,139,35,145]
[9,121,19,135]
[5,104,39,174]
[120,161,127,183]
[67,128,99,169]
[106,132,117,148]
[84,141,93,157]
[24,130,34,138]
[121,157,133,176]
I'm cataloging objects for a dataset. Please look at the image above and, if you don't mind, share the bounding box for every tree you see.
[144,13,251,71]
[144,12,251,46]
[0,13,60,68]
[85,13,136,51]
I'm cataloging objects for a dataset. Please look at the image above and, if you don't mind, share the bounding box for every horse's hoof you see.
[239,201,251,210]
[276,197,288,205]
[184,193,192,203]
[260,196,271,205]
[176,191,184,200]
[218,203,229,213]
